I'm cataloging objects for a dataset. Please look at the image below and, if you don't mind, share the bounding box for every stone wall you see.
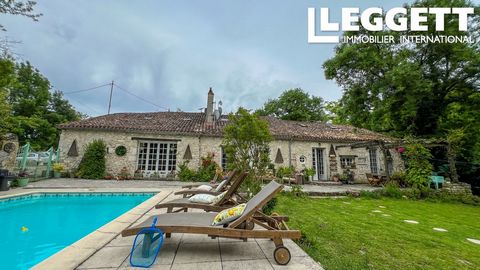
[58,129,404,182]
[260,140,403,183]
[443,182,472,195]
[58,129,203,176]
[0,133,19,171]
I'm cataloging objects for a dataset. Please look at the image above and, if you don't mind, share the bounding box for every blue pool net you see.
[129,217,164,268]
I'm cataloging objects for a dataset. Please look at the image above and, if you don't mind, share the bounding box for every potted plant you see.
[340,169,355,184]
[304,168,316,182]
[17,170,30,187]
[332,173,340,182]
[52,163,65,178]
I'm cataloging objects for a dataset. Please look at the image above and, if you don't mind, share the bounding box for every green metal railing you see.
[16,143,60,181]
[19,143,30,171]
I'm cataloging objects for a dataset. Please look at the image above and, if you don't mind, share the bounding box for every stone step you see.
[309,181,343,186]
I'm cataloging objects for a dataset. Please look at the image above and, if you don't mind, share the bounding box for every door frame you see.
[312,147,327,181]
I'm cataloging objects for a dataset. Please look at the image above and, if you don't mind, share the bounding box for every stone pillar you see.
[0,133,19,171]
[328,145,337,179]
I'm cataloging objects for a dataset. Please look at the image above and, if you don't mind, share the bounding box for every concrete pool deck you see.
[17,177,380,196]
[1,182,324,270]
[73,191,323,270]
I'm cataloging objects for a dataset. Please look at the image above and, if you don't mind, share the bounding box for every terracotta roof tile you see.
[58,112,391,142]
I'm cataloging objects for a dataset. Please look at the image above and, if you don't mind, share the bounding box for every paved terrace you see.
[74,191,323,270]
[2,179,380,269]
[19,178,380,196]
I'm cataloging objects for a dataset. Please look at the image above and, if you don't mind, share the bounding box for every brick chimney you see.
[206,87,214,123]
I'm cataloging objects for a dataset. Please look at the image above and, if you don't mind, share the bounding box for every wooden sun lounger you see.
[180,170,238,189]
[157,172,249,213]
[174,170,243,198]
[123,181,300,265]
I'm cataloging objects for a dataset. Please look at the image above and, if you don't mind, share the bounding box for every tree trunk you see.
[447,144,459,183]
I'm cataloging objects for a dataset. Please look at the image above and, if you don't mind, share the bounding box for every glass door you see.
[312,148,326,181]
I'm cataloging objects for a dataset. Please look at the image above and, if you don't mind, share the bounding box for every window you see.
[299,155,306,164]
[340,156,356,169]
[221,147,227,170]
[137,141,177,173]
[369,148,378,174]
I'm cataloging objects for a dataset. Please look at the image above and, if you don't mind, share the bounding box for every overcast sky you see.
[2,0,467,116]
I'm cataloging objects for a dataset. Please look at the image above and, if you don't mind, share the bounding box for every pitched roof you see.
[58,112,391,142]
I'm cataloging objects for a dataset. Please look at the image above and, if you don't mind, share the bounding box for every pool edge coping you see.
[26,190,172,270]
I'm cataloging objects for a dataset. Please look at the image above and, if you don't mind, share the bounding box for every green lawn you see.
[275,196,480,270]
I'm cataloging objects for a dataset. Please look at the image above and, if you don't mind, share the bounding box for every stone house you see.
[58,89,403,182]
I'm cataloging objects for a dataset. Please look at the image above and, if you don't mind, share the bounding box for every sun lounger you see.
[174,171,239,197]
[157,172,249,213]
[122,181,300,265]
[174,170,243,198]
[180,170,237,189]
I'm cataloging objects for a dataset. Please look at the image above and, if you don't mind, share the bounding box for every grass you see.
[275,195,480,270]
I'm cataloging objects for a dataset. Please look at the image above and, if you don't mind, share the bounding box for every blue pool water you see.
[0,192,154,270]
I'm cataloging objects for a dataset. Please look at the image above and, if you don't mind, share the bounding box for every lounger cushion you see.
[214,179,228,192]
[197,185,213,191]
[189,191,227,204]
[212,203,246,225]
[188,193,216,203]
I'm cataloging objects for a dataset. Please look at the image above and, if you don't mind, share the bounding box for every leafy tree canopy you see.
[0,0,41,31]
[0,57,83,149]
[223,108,272,193]
[256,88,327,122]
[0,57,14,136]
[323,0,480,163]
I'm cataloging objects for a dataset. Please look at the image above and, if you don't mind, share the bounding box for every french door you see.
[312,148,326,181]
[137,141,177,174]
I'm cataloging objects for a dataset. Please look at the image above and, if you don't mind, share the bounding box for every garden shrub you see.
[425,190,480,206]
[403,143,433,189]
[382,182,403,198]
[196,153,218,182]
[177,154,219,182]
[177,161,196,182]
[359,185,480,206]
[276,166,295,178]
[390,171,408,187]
[76,139,106,179]
[262,196,277,215]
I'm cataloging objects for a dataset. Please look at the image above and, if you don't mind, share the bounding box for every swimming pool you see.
[0,192,154,270]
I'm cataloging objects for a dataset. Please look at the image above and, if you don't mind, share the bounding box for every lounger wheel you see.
[245,220,254,230]
[273,245,291,265]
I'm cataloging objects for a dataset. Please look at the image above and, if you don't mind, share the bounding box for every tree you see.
[9,62,50,116]
[0,57,15,138]
[323,0,480,163]
[256,88,327,121]
[223,108,272,193]
[1,58,82,149]
[0,0,41,31]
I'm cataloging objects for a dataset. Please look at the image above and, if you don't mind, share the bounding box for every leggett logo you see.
[307,7,475,44]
